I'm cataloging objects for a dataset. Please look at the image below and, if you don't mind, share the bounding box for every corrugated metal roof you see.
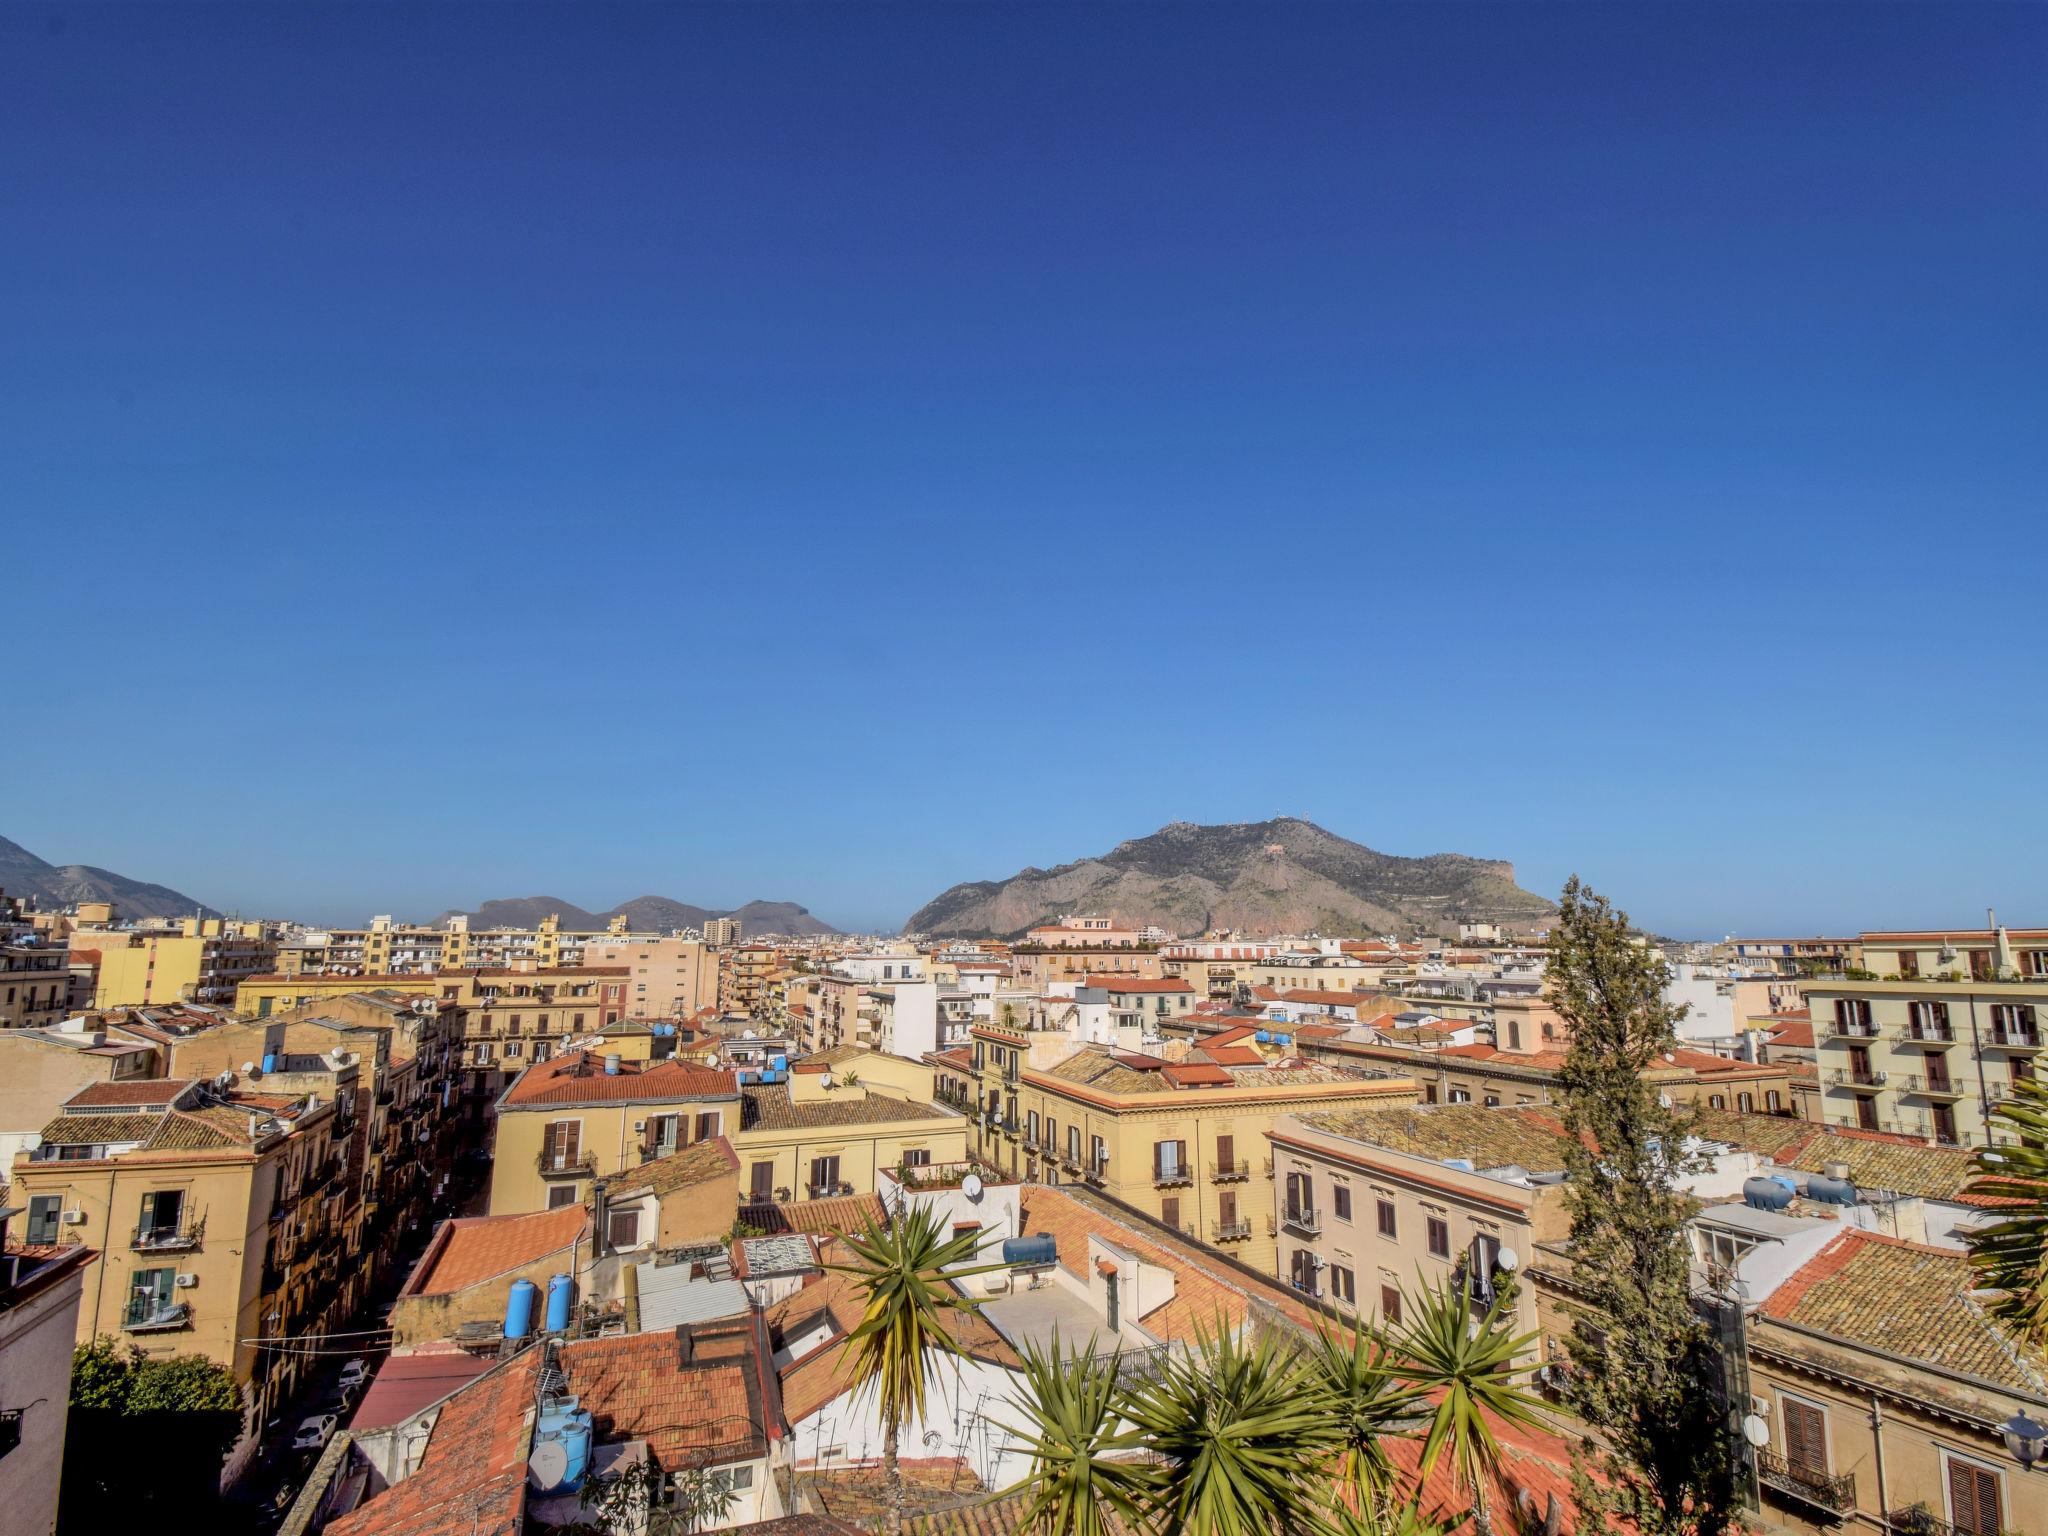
[632,1263,750,1333]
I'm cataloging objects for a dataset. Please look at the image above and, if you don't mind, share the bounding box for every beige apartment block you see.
[1805,977,2044,1146]
[82,918,279,1007]
[956,1022,1417,1274]
[581,935,721,1019]
[1265,1104,1571,1335]
[1,932,71,1030]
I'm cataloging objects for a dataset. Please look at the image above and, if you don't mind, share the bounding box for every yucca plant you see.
[1304,1318,1411,1510]
[1966,1075,2048,1346]
[1124,1325,1345,1535]
[1320,1491,1457,1536]
[1385,1277,1545,1536]
[997,1332,1159,1535]
[829,1203,1005,1535]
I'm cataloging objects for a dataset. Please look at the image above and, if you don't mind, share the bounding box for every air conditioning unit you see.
[62,1210,87,1225]
[175,1273,199,1288]
[1310,1254,1328,1269]
[632,1121,646,1133]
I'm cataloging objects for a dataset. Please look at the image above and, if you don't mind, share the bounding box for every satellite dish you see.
[1495,1247,1519,1272]
[820,1072,834,1089]
[1741,1415,1770,1449]
[961,1174,984,1201]
[528,1440,570,1490]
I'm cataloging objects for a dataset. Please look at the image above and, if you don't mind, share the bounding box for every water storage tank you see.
[771,1055,788,1070]
[1743,1176,1796,1211]
[1001,1234,1059,1267]
[505,1279,538,1340]
[529,1403,595,1494]
[545,1273,574,1332]
[1804,1173,1858,1206]
[262,1053,278,1073]
[603,1053,621,1076]
[1254,1030,1272,1043]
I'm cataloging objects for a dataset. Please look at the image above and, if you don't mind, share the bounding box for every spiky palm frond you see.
[1305,1318,1414,1506]
[1385,1277,1545,1510]
[995,1331,1160,1536]
[1124,1325,1345,1536]
[1967,1075,2048,1346]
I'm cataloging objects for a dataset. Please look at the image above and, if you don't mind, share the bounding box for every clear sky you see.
[3,3,2043,936]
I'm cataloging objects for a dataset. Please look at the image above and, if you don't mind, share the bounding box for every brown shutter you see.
[1160,1196,1179,1230]
[751,1162,774,1199]
[1783,1400,1826,1475]
[1216,1133,1234,1169]
[1219,1190,1236,1226]
[1176,1140,1187,1173]
[1153,1142,1164,1178]
[1948,1460,1999,1536]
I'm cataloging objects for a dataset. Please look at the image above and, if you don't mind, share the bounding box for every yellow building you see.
[946,1021,1417,1274]
[81,917,278,1007]
[2,891,70,1028]
[9,1080,347,1420]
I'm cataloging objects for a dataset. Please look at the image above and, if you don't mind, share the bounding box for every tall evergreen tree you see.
[1549,877,1738,1536]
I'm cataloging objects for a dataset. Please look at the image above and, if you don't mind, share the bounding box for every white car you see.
[337,1359,371,1389]
[292,1414,338,1452]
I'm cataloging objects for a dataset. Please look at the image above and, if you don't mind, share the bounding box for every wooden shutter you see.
[1948,1460,2000,1536]
[751,1162,774,1199]
[1153,1142,1164,1178]
[1782,1400,1826,1475]
[1216,1133,1234,1170]
[1160,1196,1180,1230]
[1219,1190,1237,1226]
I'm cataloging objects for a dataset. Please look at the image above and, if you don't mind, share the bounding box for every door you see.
[750,1162,775,1200]
[1948,1458,2002,1536]
[1215,1133,1235,1175]
[1855,1095,1879,1131]
[1932,1103,1958,1145]
[1848,1045,1872,1082]
[1782,1399,1828,1477]
[1218,1190,1237,1233]
[809,1155,840,1195]
[138,1190,182,1244]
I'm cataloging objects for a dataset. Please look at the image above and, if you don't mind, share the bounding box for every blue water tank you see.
[545,1272,574,1332]
[262,1053,278,1073]
[1743,1176,1796,1211]
[1274,1033,1291,1046]
[771,1055,788,1070]
[1804,1173,1858,1206]
[1254,1030,1271,1043]
[505,1279,538,1339]
[531,1403,594,1493]
[1002,1234,1059,1267]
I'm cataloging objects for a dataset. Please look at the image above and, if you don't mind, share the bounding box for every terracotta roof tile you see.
[739,1194,887,1236]
[740,1085,957,1133]
[65,1079,199,1108]
[1293,1104,1578,1173]
[500,1049,737,1108]
[405,1206,590,1296]
[559,1318,775,1464]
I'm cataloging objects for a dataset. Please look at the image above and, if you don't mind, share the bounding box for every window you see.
[137,1190,185,1245]
[1507,1019,1521,1050]
[608,1209,641,1249]
[1765,1090,1782,1112]
[1483,1094,1500,1108]
[541,1120,582,1171]
[1708,1094,1726,1110]
[1160,1195,1180,1230]
[1153,1140,1188,1181]
[1380,1285,1401,1324]
[1330,1264,1356,1305]
[1449,1088,1471,1104]
[809,1155,842,1194]
[1781,1397,1828,1477]
[1946,1454,2003,1536]
[1737,1092,1755,1113]
[1332,1185,1352,1221]
[1376,1199,1397,1238]
[750,1162,775,1200]
[1426,1216,1450,1258]
[1091,1135,1107,1174]
[26,1194,61,1245]
[1027,1111,1040,1143]
[127,1267,178,1325]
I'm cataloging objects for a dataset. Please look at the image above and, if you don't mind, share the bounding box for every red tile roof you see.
[327,1350,539,1536]
[1080,976,1191,993]
[499,1049,737,1107]
[403,1206,589,1296]
[65,1078,198,1107]
[1193,1045,1264,1067]
[560,1318,778,1464]
[739,1193,887,1236]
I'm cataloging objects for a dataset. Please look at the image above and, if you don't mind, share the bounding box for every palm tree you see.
[1124,1324,1344,1535]
[997,1333,1159,1536]
[829,1203,1004,1535]
[1966,1075,2048,1346]
[1304,1318,1409,1513]
[1384,1276,1545,1536]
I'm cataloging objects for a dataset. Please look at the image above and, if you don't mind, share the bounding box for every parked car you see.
[292,1414,338,1452]
[337,1358,372,1390]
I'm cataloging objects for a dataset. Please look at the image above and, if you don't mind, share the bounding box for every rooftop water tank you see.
[545,1273,574,1333]
[504,1279,538,1340]
[262,1053,278,1073]
[603,1053,621,1076]
[771,1055,788,1070]
[1001,1234,1059,1268]
[1254,1030,1272,1043]
[528,1403,594,1494]
[1804,1172,1858,1206]
[1743,1176,1796,1211]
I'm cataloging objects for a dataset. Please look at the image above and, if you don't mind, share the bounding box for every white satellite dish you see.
[1741,1414,1770,1448]
[1495,1247,1519,1273]
[528,1440,570,1490]
[960,1173,984,1201]
[820,1072,834,1089]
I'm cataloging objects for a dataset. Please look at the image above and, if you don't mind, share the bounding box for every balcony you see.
[1825,1067,1887,1091]
[122,1300,192,1332]
[1890,1025,1956,1047]
[1756,1449,1855,1516]
[806,1180,853,1199]
[1084,1157,1109,1184]
[1897,1073,1964,1099]
[1288,1275,1321,1299]
[1154,1164,1194,1188]
[1000,1117,1021,1139]
[1282,1203,1322,1235]
[1212,1219,1253,1242]
[536,1150,597,1177]
[1820,1020,1879,1043]
[1211,1158,1251,1182]
[1988,1026,2043,1051]
[131,1216,206,1253]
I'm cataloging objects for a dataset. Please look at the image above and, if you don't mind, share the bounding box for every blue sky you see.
[3,3,2043,936]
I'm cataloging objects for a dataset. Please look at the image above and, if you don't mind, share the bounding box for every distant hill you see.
[904,819,1556,939]
[431,893,839,938]
[0,835,217,921]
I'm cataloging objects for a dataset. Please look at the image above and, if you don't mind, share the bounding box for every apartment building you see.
[1723,936,1865,977]
[719,944,783,1016]
[8,1081,352,1419]
[1159,938,1297,1001]
[0,1220,94,1536]
[1265,1105,1573,1332]
[486,1047,966,1216]
[279,910,665,976]
[702,915,742,947]
[0,1014,160,1164]
[1,891,69,1029]
[80,917,278,1007]
[1806,977,2044,1146]
[1010,942,1163,990]
[958,1022,1416,1273]
[581,934,721,1018]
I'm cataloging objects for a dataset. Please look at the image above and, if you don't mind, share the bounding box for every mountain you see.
[0,835,218,920]
[431,893,839,938]
[903,819,1556,940]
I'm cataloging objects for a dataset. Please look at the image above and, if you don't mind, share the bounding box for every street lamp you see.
[2000,1409,2046,1469]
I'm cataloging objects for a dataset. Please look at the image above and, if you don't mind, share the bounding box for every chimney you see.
[674,1324,695,1366]
[590,1180,609,1254]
